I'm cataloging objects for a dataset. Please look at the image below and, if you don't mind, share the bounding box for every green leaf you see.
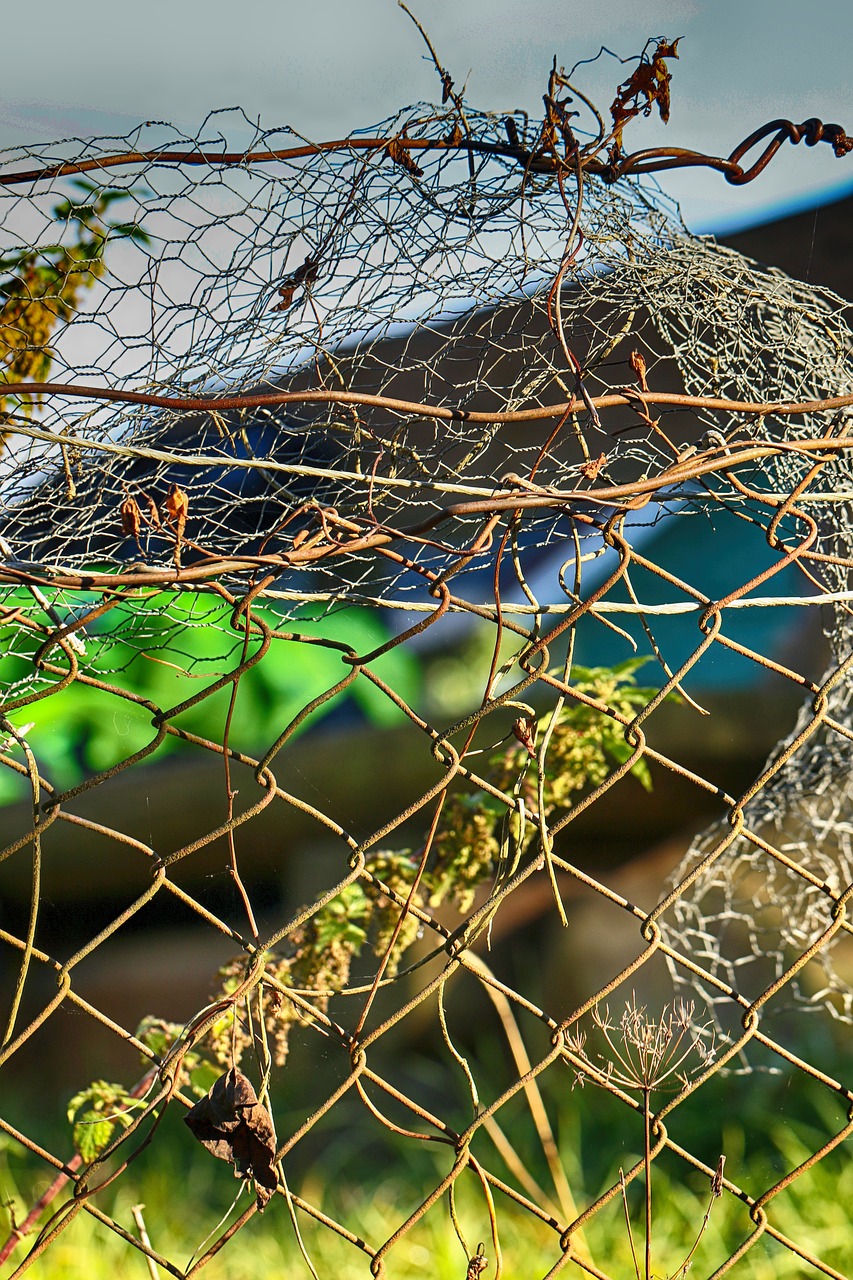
[135,1016,179,1060]
[602,735,654,790]
[315,917,368,950]
[630,756,653,791]
[312,885,370,951]
[98,190,141,207]
[0,592,423,802]
[67,1080,135,1161]
[72,1114,117,1163]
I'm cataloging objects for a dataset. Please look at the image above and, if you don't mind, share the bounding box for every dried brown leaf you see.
[273,255,319,312]
[272,284,296,312]
[184,1068,278,1210]
[512,715,537,758]
[385,136,424,178]
[143,492,162,530]
[610,37,681,145]
[164,483,189,567]
[119,496,141,540]
[165,484,188,528]
[629,349,649,392]
[580,452,608,482]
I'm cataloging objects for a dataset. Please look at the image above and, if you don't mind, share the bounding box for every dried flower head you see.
[564,994,715,1094]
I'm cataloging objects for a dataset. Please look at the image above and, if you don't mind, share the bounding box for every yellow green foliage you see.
[431,657,667,908]
[66,1080,138,1162]
[429,794,501,912]
[72,660,668,1156]
[492,657,659,809]
[0,179,148,427]
[203,857,424,1069]
[363,849,424,973]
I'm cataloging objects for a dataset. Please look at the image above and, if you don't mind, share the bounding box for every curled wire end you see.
[725,116,852,185]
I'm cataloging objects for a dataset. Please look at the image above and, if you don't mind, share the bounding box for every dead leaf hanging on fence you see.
[385,136,424,178]
[164,483,189,567]
[143,491,162,531]
[512,715,537,758]
[184,1068,278,1209]
[629,349,649,392]
[610,38,680,145]
[119,495,141,541]
[580,452,608,482]
[273,254,320,312]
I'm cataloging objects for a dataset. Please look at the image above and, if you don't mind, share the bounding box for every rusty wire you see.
[1,51,853,1280]
[0,113,847,192]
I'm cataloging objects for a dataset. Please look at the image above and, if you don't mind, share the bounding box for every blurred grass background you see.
[2,1047,851,1278]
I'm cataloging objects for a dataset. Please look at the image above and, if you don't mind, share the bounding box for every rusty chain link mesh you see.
[1,70,853,1278]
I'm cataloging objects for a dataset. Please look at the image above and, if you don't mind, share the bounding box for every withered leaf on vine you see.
[165,483,188,533]
[184,1068,278,1209]
[629,349,649,392]
[512,715,537,759]
[580,452,608,482]
[273,284,297,312]
[120,495,142,541]
[164,483,189,566]
[143,491,162,530]
[273,255,319,312]
[610,38,681,145]
[385,136,424,178]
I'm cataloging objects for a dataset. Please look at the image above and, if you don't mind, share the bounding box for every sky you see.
[1,0,852,234]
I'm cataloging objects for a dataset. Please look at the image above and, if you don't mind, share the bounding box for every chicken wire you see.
[1,68,853,1278]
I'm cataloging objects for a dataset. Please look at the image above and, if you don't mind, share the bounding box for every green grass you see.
[2,1068,851,1279]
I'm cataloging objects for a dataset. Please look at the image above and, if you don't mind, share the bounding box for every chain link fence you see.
[1,41,853,1277]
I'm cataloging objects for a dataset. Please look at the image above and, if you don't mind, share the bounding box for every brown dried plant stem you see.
[643,1084,652,1280]
[221,601,259,939]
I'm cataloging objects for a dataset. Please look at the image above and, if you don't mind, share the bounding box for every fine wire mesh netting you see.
[0,105,688,594]
[1,66,853,1278]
